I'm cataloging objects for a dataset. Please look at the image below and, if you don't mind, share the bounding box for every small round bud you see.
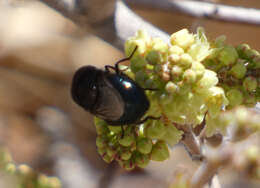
[120,150,132,160]
[119,160,135,170]
[183,69,197,84]
[196,70,218,89]
[165,81,179,94]
[136,138,153,154]
[119,133,135,147]
[162,125,183,146]
[243,76,257,92]
[178,53,193,68]
[151,38,169,53]
[103,154,113,163]
[96,136,107,148]
[236,44,250,57]
[145,120,166,139]
[150,141,169,161]
[244,49,260,59]
[229,60,247,79]
[108,126,122,134]
[169,45,184,55]
[171,65,183,78]
[168,54,180,64]
[5,163,16,174]
[95,118,109,135]
[218,46,238,66]
[135,154,150,168]
[146,50,162,65]
[191,61,205,79]
[107,147,117,158]
[170,29,195,49]
[130,56,147,73]
[226,89,243,107]
[162,72,170,81]
[245,145,259,162]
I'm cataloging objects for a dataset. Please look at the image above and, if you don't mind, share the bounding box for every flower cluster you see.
[204,38,259,109]
[95,28,259,169]
[0,147,61,188]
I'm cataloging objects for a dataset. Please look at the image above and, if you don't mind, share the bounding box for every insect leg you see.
[105,65,116,72]
[115,46,138,73]
[134,116,161,125]
[143,88,159,91]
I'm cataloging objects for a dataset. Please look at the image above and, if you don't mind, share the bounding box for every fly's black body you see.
[71,47,156,126]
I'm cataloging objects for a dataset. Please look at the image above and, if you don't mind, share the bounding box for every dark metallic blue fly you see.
[71,47,157,126]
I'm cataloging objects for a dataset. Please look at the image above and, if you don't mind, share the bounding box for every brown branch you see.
[37,0,170,50]
[126,0,260,25]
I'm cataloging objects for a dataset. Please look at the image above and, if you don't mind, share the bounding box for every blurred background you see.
[0,0,259,187]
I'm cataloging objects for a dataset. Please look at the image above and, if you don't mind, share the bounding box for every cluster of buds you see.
[95,28,260,169]
[0,147,61,188]
[204,38,260,108]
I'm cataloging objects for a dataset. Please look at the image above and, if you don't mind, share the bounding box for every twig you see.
[125,0,260,25]
[37,0,170,49]
[191,145,233,188]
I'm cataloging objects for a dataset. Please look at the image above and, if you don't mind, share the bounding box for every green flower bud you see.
[171,65,183,78]
[135,154,150,168]
[206,87,228,117]
[178,53,193,68]
[154,64,163,74]
[252,56,260,69]
[120,150,132,160]
[244,49,260,59]
[17,164,34,177]
[125,39,146,57]
[215,35,226,47]
[146,50,162,65]
[0,148,12,163]
[165,81,179,94]
[218,46,238,66]
[183,69,197,84]
[169,45,184,55]
[188,28,211,62]
[135,71,149,86]
[38,175,50,187]
[120,160,135,170]
[145,120,166,139]
[96,136,107,148]
[161,125,183,146]
[151,38,169,54]
[136,138,153,154]
[191,61,205,80]
[95,118,109,135]
[229,60,247,79]
[130,56,147,73]
[196,70,218,89]
[97,147,106,156]
[168,54,181,64]
[119,132,135,147]
[243,93,257,107]
[108,126,122,134]
[103,154,113,163]
[236,44,250,58]
[170,29,195,49]
[226,89,243,107]
[106,147,117,158]
[243,76,257,92]
[5,163,16,174]
[205,114,224,137]
[47,177,62,188]
[150,141,169,161]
